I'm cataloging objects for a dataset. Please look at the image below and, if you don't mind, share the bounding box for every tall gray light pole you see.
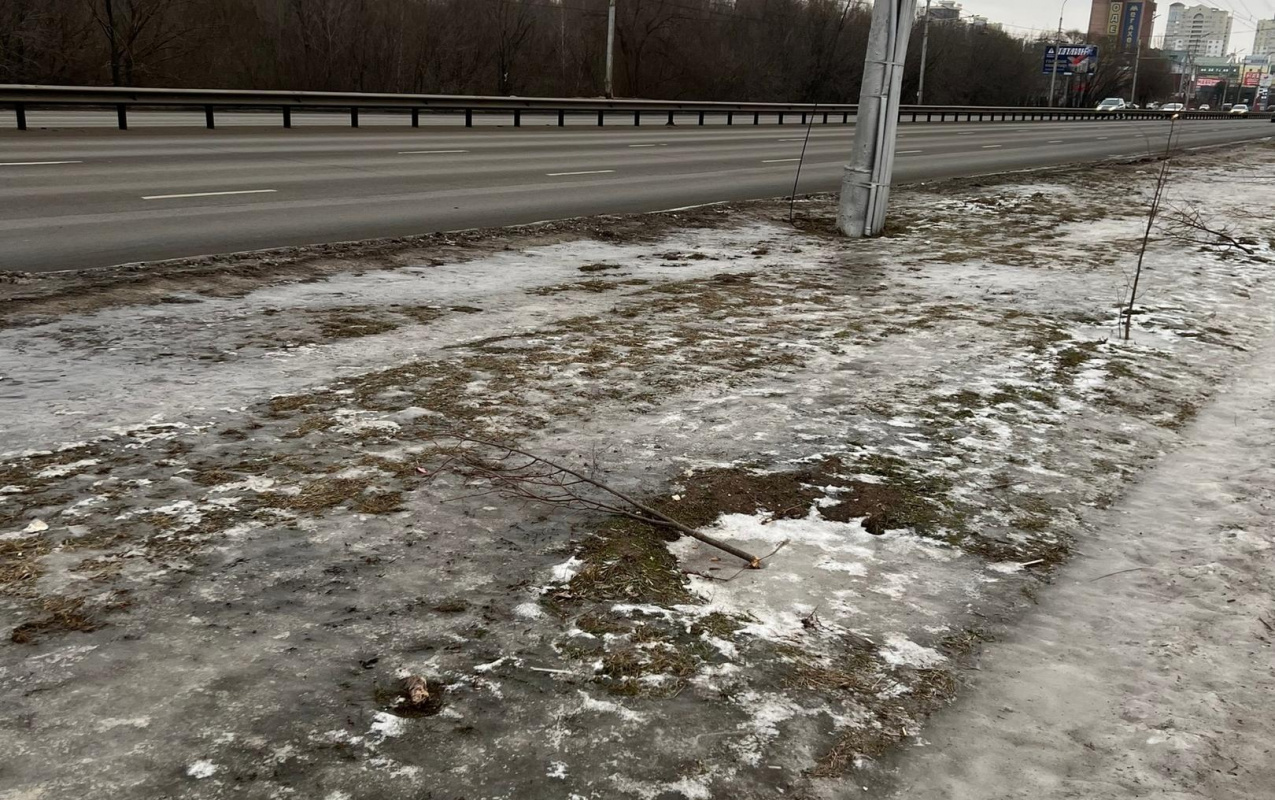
[1130,11,1157,105]
[605,0,617,98]
[1048,0,1070,107]
[839,0,920,238]
[916,0,932,104]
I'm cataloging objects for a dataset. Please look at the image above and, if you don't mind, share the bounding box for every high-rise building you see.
[1163,4,1232,58]
[925,1,961,22]
[1087,1,1158,50]
[1255,19,1275,59]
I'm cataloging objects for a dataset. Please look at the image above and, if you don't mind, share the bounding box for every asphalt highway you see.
[0,113,1270,272]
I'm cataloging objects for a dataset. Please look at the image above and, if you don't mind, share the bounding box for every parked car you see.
[1198,104,1211,110]
[1230,104,1249,115]
[1096,98,1127,112]
[1161,103,1185,112]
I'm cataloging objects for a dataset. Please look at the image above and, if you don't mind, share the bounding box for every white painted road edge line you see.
[762,158,801,163]
[628,144,667,148]
[982,145,1003,149]
[898,150,925,154]
[399,150,469,154]
[1048,140,1065,144]
[546,170,615,176]
[0,160,84,167]
[142,189,278,201]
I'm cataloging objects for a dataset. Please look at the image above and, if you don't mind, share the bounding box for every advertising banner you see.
[1120,2,1144,51]
[1196,77,1221,88]
[1042,45,1099,75]
[1107,2,1124,37]
[1242,70,1261,87]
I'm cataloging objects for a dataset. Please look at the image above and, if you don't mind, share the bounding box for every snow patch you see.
[369,712,407,738]
[577,690,647,723]
[186,760,219,779]
[880,634,947,668]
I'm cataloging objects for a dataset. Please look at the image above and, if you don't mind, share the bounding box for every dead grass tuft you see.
[10,596,101,644]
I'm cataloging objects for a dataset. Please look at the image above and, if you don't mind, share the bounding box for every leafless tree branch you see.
[417,433,764,569]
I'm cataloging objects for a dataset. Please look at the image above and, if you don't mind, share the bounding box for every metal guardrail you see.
[1,84,1269,131]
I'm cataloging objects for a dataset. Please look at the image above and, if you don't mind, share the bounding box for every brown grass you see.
[11,596,101,644]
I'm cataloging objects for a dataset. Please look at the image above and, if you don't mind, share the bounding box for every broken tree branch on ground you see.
[1159,204,1263,257]
[415,433,765,569]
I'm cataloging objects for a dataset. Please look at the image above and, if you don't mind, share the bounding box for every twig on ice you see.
[1088,566,1150,582]
[684,539,790,582]
[418,433,764,569]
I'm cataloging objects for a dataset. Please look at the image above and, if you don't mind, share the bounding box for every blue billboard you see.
[1043,45,1099,76]
[1120,2,1145,51]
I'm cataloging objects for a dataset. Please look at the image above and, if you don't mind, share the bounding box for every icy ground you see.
[887,310,1275,800]
[1,142,1273,799]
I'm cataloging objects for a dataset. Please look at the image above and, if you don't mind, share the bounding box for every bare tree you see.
[3,0,1089,109]
[85,0,196,85]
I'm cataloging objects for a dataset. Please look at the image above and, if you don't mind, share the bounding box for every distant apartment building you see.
[1255,18,1275,59]
[926,1,961,21]
[1164,4,1232,57]
[1087,0,1158,49]
[966,15,1001,30]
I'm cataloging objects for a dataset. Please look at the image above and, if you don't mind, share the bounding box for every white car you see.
[1161,103,1185,112]
[1198,104,1211,111]
[1230,104,1249,115]
[1096,98,1128,112]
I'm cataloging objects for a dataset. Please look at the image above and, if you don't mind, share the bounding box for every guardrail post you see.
[14,103,26,131]
[466,109,473,128]
[205,105,215,129]
[753,113,759,125]
[822,112,828,124]
[411,109,419,128]
[597,110,604,126]
[667,111,674,126]
[558,110,565,127]
[698,111,704,126]
[350,107,359,128]
[778,113,785,125]
[800,113,806,124]
[283,107,291,128]
[634,111,640,126]
[727,112,733,125]
[116,104,127,130]
[843,112,849,123]
[514,109,522,127]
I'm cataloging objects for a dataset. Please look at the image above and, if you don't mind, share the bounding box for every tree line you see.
[1,0,1170,106]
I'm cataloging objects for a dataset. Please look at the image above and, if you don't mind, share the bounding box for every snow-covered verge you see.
[0,141,1272,799]
[885,305,1275,800]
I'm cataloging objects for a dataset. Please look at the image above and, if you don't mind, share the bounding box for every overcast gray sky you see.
[955,0,1275,52]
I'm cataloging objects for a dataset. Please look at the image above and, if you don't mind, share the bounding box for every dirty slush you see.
[2,142,1273,799]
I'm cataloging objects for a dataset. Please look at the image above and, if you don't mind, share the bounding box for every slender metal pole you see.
[1130,12,1155,106]
[1131,26,1143,104]
[605,0,617,99]
[917,0,931,104]
[1048,0,1070,108]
